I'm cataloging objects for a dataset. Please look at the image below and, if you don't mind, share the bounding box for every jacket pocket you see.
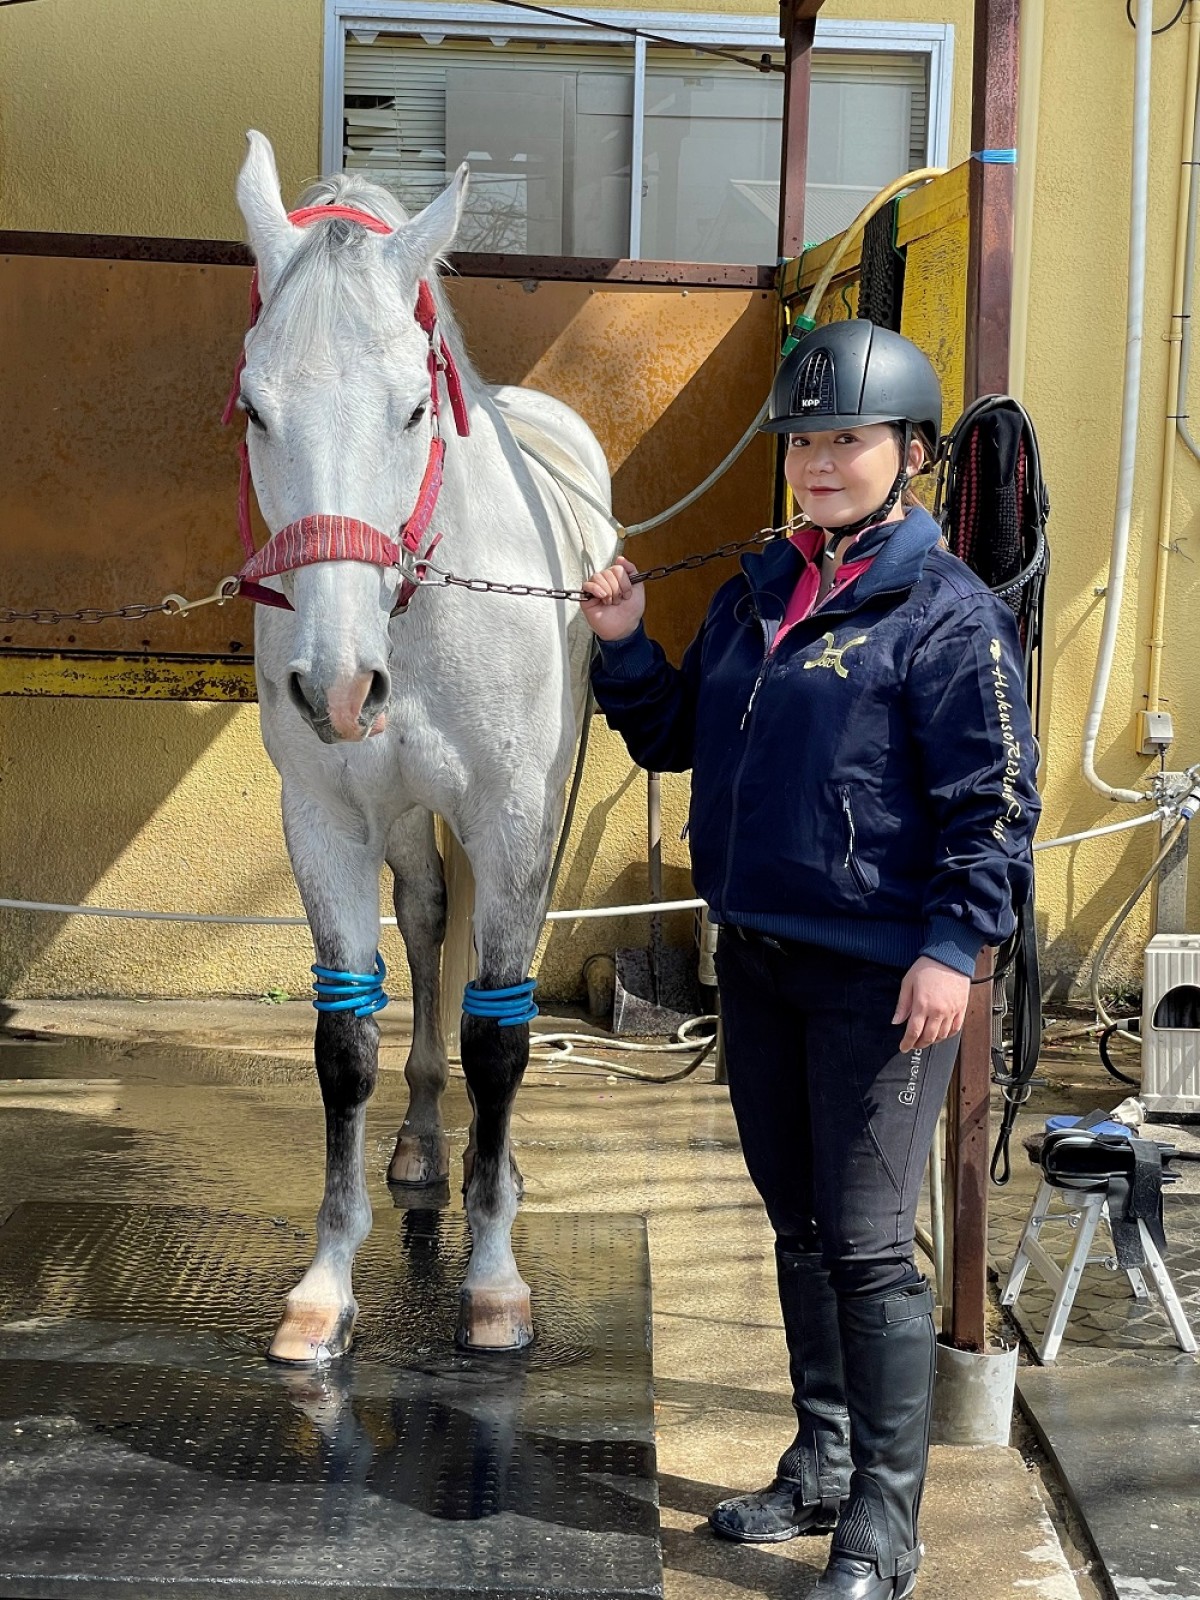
[840,786,877,896]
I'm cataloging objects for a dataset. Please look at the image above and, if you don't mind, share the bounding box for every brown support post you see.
[946,0,1020,1352]
[964,0,1020,398]
[944,948,995,1351]
[778,1,818,261]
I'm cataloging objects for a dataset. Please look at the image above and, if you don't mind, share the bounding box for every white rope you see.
[0,810,1176,928]
[0,894,706,927]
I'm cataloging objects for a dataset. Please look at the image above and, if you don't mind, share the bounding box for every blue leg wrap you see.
[462,978,538,1027]
[312,953,389,1017]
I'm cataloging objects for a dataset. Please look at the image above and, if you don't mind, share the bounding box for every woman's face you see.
[784,422,923,528]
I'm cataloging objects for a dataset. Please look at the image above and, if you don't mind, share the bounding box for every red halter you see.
[222,204,470,613]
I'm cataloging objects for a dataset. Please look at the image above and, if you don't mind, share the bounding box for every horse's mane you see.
[263,171,477,388]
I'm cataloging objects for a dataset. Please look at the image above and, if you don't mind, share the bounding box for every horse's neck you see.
[438,394,554,575]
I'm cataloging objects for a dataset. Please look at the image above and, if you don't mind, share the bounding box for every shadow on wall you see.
[0,697,242,997]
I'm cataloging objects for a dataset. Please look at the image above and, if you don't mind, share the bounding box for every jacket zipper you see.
[722,604,775,908]
[841,786,872,894]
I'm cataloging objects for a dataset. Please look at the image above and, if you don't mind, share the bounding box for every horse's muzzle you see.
[288,664,391,743]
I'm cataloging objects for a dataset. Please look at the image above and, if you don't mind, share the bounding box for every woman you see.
[581,320,1040,1600]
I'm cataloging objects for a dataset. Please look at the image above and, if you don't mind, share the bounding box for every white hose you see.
[1089,818,1188,1043]
[2,809,1182,929]
[1179,11,1200,465]
[1080,0,1154,805]
[620,164,944,538]
[1032,807,1167,850]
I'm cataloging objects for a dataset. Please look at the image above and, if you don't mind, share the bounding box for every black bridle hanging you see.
[935,395,1051,1185]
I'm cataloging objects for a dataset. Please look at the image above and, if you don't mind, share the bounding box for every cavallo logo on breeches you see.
[803,631,869,679]
[899,1047,925,1106]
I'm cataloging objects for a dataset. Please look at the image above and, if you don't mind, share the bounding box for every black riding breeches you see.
[715,927,960,1299]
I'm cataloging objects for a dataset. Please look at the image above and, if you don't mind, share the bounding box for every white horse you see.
[233,132,617,1360]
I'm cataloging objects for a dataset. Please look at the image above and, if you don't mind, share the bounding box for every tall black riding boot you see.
[710,1247,850,1543]
[812,1280,936,1598]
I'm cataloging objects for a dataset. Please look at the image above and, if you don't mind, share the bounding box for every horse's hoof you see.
[388,1131,450,1187]
[267,1302,357,1366]
[456,1284,534,1351]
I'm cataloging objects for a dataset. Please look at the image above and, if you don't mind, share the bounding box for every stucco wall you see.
[1017,2,1200,992]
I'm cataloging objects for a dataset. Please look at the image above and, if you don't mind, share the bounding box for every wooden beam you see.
[944,948,995,1352]
[944,0,1020,1355]
[964,0,1020,398]
[778,3,816,260]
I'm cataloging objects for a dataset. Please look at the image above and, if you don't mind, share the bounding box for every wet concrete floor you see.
[0,1001,1089,1600]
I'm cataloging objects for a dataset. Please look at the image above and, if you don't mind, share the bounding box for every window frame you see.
[322,1,955,279]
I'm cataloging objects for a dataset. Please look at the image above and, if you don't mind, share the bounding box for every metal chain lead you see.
[0,578,243,628]
[1,518,806,625]
[420,517,805,603]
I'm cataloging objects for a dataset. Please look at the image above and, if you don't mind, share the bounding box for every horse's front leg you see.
[269,784,384,1366]
[456,814,552,1352]
[385,807,451,1190]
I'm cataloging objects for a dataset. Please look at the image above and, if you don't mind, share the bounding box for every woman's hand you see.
[581,556,646,642]
[893,956,970,1053]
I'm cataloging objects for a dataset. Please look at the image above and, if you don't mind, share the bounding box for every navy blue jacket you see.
[591,507,1040,977]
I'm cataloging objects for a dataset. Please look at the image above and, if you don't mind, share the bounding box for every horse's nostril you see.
[288,672,316,719]
[364,669,391,715]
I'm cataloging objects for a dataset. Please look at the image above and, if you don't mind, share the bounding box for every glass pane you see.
[804,72,916,244]
[641,54,783,266]
[344,36,633,256]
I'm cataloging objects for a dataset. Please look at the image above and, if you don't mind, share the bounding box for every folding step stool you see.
[1002,1174,1198,1363]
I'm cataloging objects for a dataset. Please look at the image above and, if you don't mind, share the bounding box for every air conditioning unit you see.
[1141,933,1200,1117]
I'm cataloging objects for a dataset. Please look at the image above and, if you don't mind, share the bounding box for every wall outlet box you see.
[1138,710,1175,754]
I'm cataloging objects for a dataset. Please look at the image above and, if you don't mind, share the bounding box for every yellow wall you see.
[0,0,974,1001]
[0,0,323,239]
[1016,1,1200,991]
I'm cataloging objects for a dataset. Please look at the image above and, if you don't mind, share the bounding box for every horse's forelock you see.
[256,176,476,392]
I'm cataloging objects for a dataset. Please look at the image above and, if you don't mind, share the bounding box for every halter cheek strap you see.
[222,204,469,612]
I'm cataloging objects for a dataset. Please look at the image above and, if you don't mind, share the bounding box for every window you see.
[326,6,954,266]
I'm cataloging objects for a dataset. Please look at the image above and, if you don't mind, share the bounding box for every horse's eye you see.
[406,402,428,430]
[239,396,266,432]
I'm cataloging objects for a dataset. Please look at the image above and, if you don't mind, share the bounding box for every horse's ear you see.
[236,131,300,299]
[387,164,470,278]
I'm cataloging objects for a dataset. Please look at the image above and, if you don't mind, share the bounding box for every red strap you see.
[401,438,445,553]
[287,204,392,234]
[235,439,256,558]
[239,579,293,610]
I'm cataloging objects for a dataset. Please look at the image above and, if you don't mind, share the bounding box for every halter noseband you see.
[222,203,470,614]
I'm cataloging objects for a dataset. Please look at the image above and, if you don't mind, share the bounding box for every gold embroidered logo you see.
[803,631,869,679]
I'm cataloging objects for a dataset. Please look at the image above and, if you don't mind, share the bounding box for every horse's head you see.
[234,131,468,743]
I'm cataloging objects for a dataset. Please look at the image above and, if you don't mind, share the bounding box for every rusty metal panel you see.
[1,255,777,686]
[1,254,254,661]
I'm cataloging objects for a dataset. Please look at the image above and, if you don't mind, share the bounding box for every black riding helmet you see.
[762,319,943,539]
